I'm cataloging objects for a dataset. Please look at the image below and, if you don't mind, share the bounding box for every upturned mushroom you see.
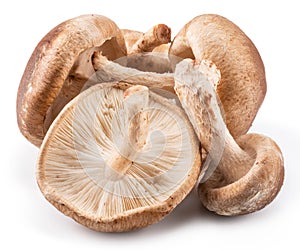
[174,59,284,215]
[17,14,127,147]
[37,82,201,232]
[170,14,266,138]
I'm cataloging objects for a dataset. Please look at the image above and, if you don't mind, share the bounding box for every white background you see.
[1,0,299,249]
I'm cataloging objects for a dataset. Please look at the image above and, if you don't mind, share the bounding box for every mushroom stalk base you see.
[218,131,254,183]
[108,155,132,175]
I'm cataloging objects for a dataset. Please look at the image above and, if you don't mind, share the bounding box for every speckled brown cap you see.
[169,14,266,138]
[17,14,127,147]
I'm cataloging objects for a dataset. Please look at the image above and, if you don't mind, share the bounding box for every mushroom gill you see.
[37,82,201,232]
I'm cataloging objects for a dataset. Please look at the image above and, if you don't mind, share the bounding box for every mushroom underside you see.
[37,82,200,231]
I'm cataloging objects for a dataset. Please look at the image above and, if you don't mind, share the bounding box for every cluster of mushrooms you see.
[17,14,284,232]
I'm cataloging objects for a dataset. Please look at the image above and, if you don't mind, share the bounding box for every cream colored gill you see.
[39,84,197,219]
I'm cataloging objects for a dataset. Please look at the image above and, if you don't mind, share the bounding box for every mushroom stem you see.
[108,155,132,175]
[218,131,254,183]
[91,52,174,92]
[175,59,252,183]
[109,85,149,175]
[123,85,149,151]
[128,24,171,54]
[122,28,172,73]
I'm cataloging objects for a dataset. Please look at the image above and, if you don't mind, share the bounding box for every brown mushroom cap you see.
[17,14,127,147]
[199,134,284,215]
[169,14,266,138]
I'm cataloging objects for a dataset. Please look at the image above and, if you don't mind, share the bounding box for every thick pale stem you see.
[122,28,172,73]
[124,85,149,151]
[175,59,252,183]
[125,53,172,74]
[128,24,171,54]
[218,131,253,182]
[109,155,132,175]
[91,52,174,92]
[109,85,149,175]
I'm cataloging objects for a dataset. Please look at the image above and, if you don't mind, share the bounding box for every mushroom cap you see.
[37,82,201,232]
[198,133,284,215]
[17,14,127,147]
[169,14,266,138]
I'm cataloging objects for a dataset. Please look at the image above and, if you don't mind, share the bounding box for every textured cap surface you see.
[170,14,266,138]
[17,14,126,146]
